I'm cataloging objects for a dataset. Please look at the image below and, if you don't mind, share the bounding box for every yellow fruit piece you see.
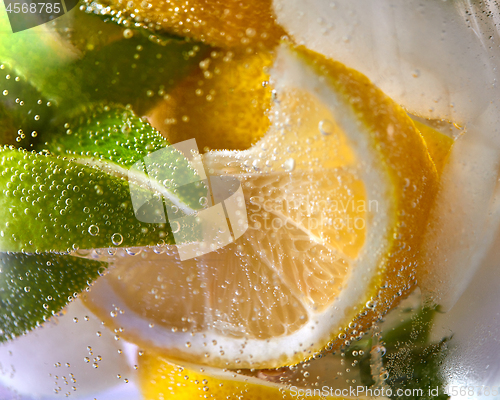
[149,50,273,151]
[83,45,438,369]
[413,120,454,175]
[139,353,388,400]
[95,0,286,49]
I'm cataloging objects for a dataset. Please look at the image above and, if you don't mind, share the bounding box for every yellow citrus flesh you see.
[95,0,286,49]
[148,49,274,152]
[139,352,387,400]
[82,45,438,369]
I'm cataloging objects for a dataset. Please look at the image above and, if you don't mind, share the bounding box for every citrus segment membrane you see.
[0,252,106,342]
[83,45,438,369]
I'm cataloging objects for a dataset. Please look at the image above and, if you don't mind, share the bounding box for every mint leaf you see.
[0,7,84,108]
[1,6,207,113]
[0,63,54,148]
[345,307,450,400]
[72,27,207,114]
[384,308,450,400]
[0,252,106,342]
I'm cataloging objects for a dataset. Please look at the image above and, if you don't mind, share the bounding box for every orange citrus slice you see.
[86,0,286,49]
[83,44,438,369]
[139,352,390,400]
[149,49,274,152]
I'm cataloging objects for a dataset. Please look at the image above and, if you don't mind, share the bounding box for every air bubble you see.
[171,221,181,233]
[123,29,133,39]
[319,119,335,136]
[111,233,123,246]
[282,158,295,172]
[121,124,131,134]
[380,370,389,380]
[245,28,256,37]
[88,225,99,236]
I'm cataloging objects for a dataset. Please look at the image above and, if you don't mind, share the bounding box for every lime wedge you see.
[39,104,208,209]
[42,104,169,166]
[0,146,175,253]
[0,252,106,341]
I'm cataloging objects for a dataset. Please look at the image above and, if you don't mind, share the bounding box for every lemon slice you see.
[148,49,274,152]
[139,352,389,400]
[83,45,438,369]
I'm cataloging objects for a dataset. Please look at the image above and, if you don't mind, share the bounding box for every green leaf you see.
[383,308,450,400]
[0,252,106,342]
[1,6,208,113]
[0,146,175,253]
[0,7,81,105]
[71,25,207,114]
[345,307,450,400]
[0,63,54,148]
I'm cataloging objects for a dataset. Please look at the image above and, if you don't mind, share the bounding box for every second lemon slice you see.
[83,45,438,369]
